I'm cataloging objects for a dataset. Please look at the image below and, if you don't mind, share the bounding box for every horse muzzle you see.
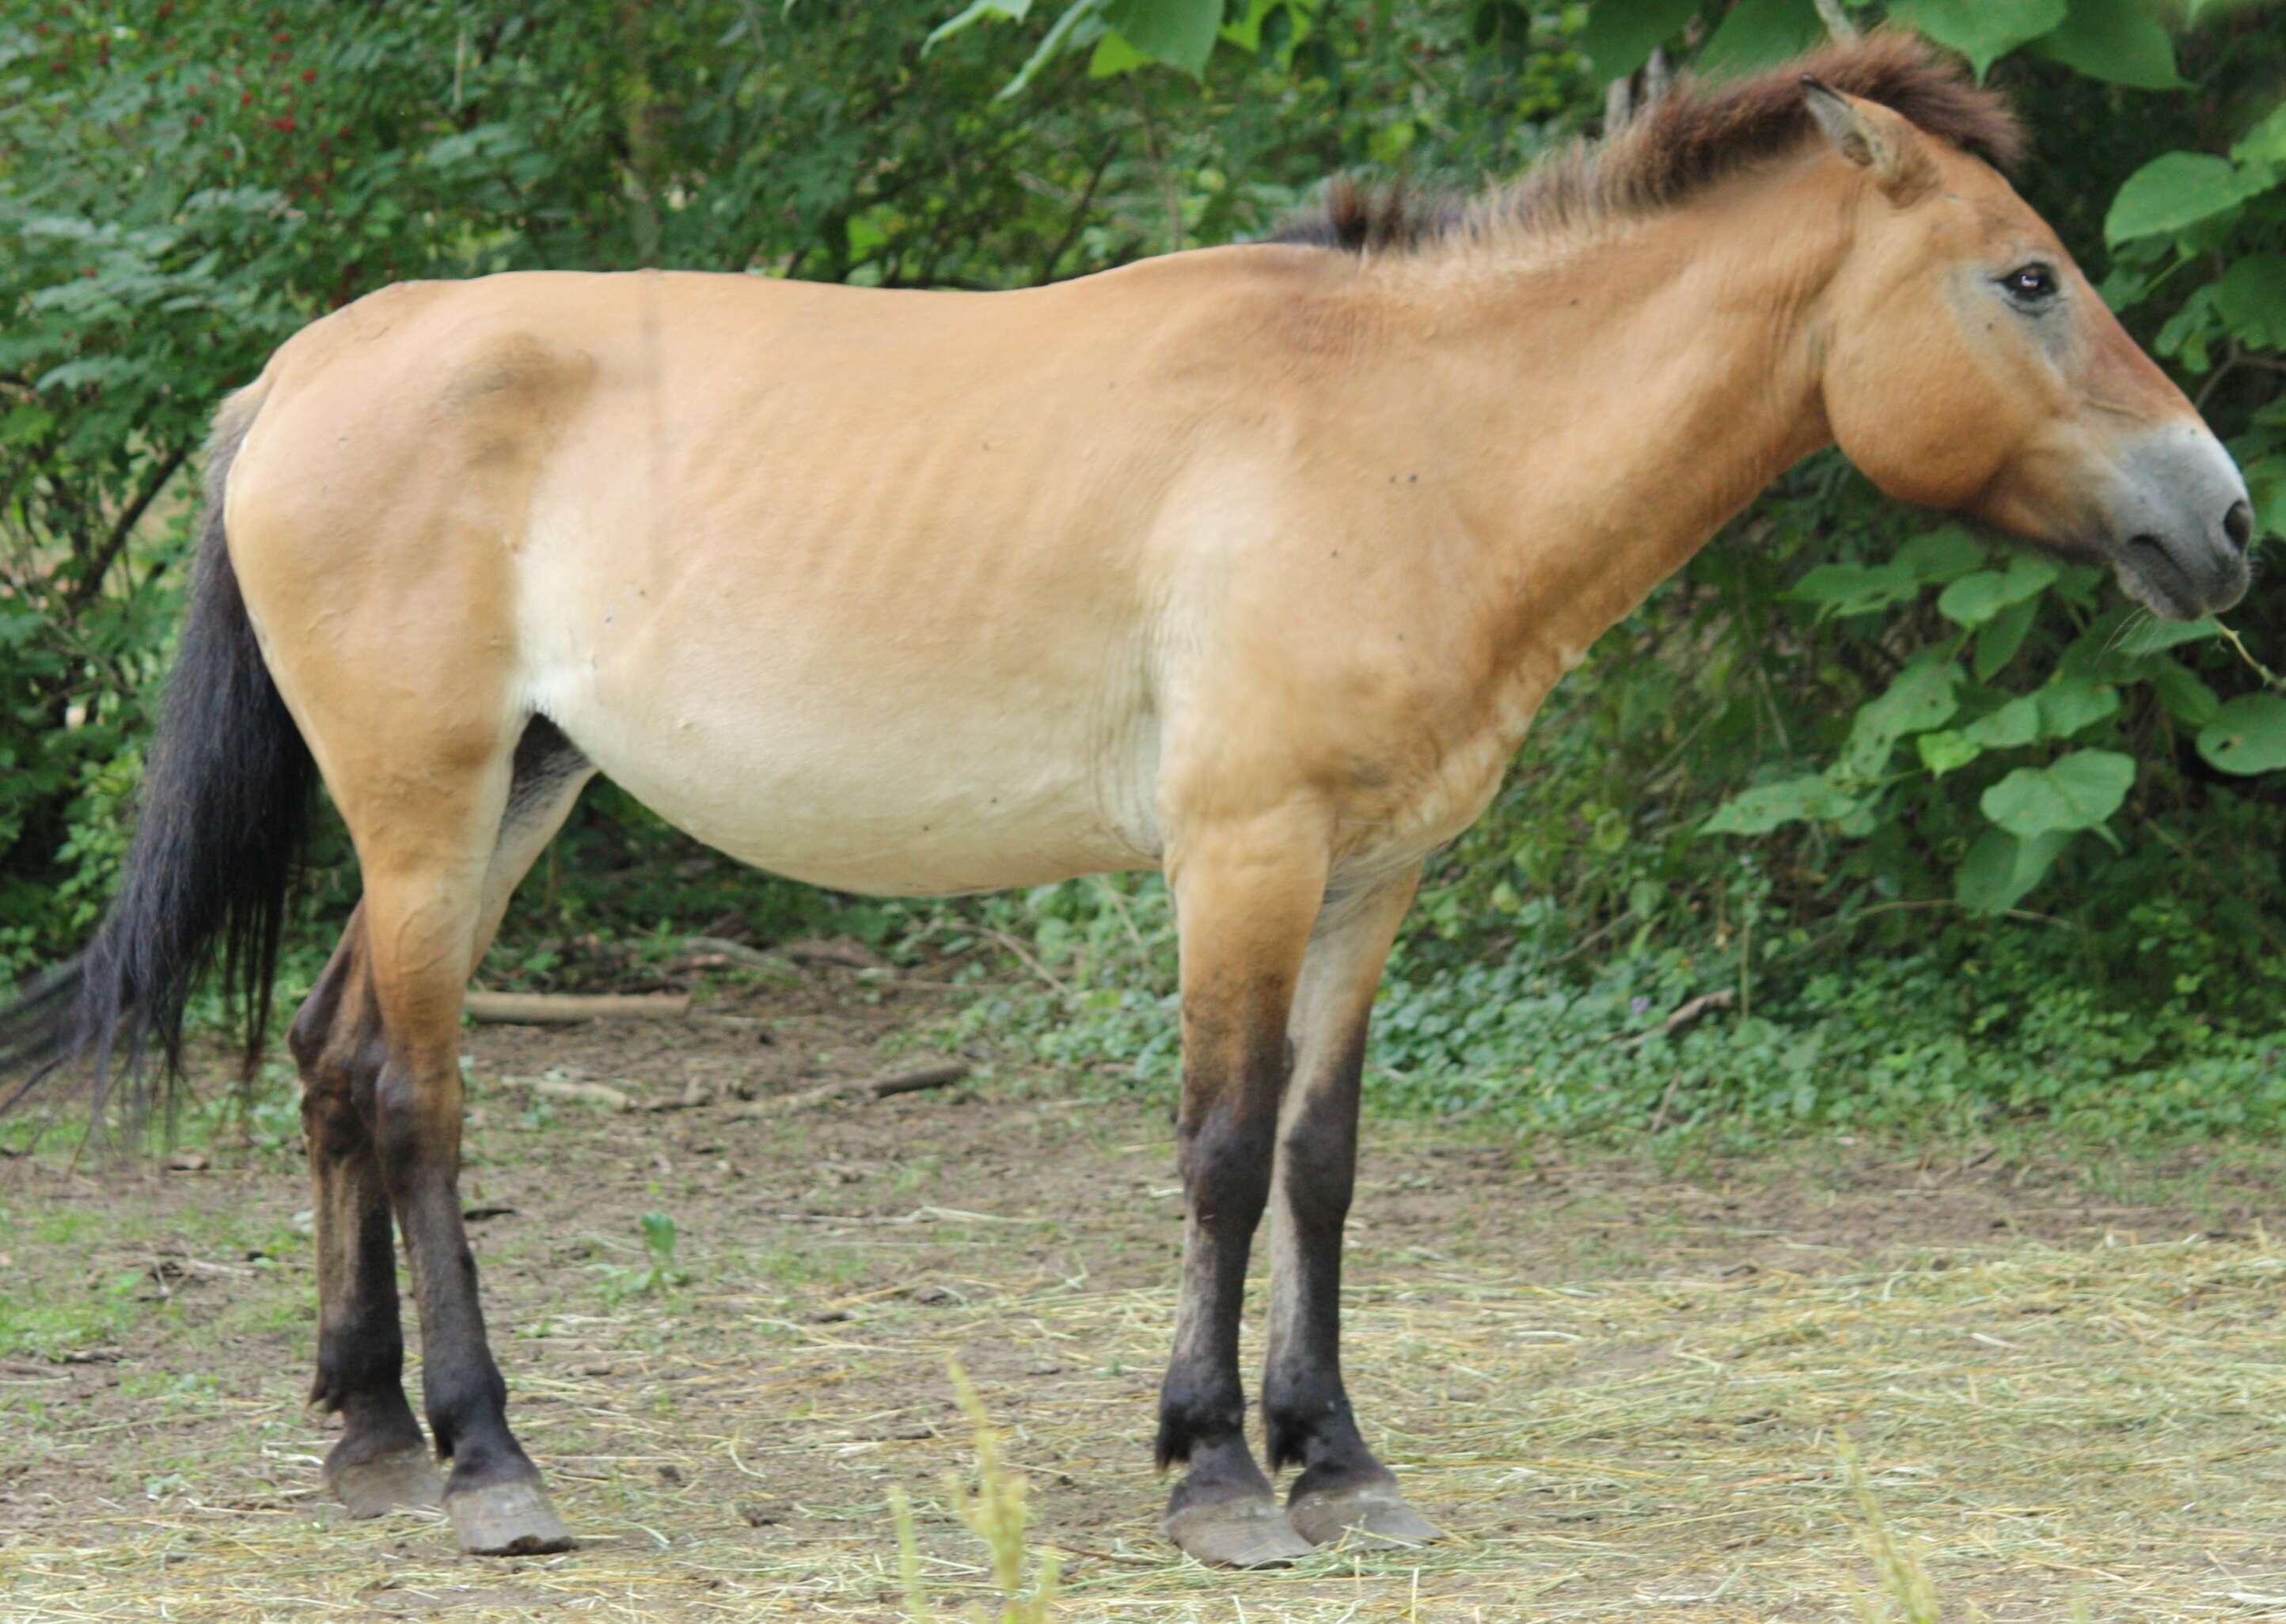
[2100,424,2254,621]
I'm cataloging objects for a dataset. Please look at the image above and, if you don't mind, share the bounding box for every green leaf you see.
[1965,695,2042,749]
[2231,102,2286,168]
[0,404,56,447]
[2059,608,2213,681]
[1698,0,1825,79]
[1974,594,2041,680]
[2034,677,2119,738]
[1704,774,1863,836]
[2241,455,2286,544]
[1789,560,1921,618]
[2196,693,2286,775]
[1104,0,1223,76]
[1937,553,2059,627]
[1842,655,1961,778]
[2106,153,2271,245]
[2214,255,2286,349]
[1956,829,2072,913]
[925,0,1032,52]
[1220,0,1308,52]
[1089,28,1152,74]
[1578,0,1702,82]
[1889,0,2066,78]
[993,0,1105,98]
[2118,615,2222,653]
[1898,525,1988,582]
[2147,657,2222,729]
[2030,0,2182,89]
[1917,730,1982,776]
[1980,749,2135,836]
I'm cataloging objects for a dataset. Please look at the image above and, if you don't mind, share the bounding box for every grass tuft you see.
[891,1356,1060,1622]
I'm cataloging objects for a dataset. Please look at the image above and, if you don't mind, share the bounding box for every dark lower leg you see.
[1260,871,1437,1547]
[1152,826,1327,1565]
[293,941,433,1512]
[309,1128,426,1475]
[375,1050,568,1554]
[1261,1027,1387,1501]
[1157,1096,1280,1512]
[374,1063,526,1488]
[1155,1012,1312,1566]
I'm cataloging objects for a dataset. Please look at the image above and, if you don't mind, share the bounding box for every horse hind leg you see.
[291,909,441,1517]
[293,715,591,1550]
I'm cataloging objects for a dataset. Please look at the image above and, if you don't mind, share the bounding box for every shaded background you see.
[3,0,2284,1139]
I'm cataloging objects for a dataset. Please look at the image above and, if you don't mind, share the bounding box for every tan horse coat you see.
[11,37,2253,1562]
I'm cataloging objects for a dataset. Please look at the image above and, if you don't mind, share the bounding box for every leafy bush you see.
[5,0,2284,1140]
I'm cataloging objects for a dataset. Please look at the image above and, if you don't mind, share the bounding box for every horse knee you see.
[1177,1106,1277,1226]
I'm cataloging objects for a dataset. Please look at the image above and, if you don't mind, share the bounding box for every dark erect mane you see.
[1272,31,2023,256]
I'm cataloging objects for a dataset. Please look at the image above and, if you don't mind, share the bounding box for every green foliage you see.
[6,0,2285,1143]
[1889,0,2068,79]
[595,1211,689,1302]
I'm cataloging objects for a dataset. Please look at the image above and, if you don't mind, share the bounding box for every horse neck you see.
[1383,163,1850,672]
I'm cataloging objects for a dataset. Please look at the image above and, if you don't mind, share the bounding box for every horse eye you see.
[2001,264,2057,302]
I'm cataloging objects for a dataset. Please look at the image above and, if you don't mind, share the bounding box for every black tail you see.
[0,392,315,1125]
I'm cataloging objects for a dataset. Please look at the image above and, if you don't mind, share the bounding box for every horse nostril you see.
[2224,499,2254,553]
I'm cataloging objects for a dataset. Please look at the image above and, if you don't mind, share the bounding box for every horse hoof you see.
[325,1447,446,1519]
[1164,1496,1316,1568]
[447,1479,575,1556]
[1289,1483,1443,1550]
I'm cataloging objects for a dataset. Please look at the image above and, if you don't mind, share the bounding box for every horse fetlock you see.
[1262,1389,1370,1476]
[1154,1364,1251,1472]
[1163,1433,1276,1513]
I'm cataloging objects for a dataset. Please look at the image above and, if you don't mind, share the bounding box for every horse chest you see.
[1328,655,1565,876]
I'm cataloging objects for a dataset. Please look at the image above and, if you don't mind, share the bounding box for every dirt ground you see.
[3,955,2284,1622]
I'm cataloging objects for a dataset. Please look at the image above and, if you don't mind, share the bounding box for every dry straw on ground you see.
[4,1000,2284,1622]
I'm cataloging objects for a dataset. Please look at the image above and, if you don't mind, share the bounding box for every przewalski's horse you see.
[0,36,2254,1565]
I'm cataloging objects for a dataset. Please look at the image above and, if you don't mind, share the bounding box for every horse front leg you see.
[1153,816,1328,1566]
[1262,867,1442,1548]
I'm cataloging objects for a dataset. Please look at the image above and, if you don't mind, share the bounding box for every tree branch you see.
[70,444,189,611]
[1033,138,1120,286]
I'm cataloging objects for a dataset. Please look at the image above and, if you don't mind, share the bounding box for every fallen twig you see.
[682,936,788,971]
[527,1077,634,1111]
[735,1061,969,1117]
[1618,989,1735,1049]
[466,991,691,1024]
[780,938,887,972]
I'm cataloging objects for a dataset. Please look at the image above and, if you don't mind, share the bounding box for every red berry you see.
[241,89,254,104]
[301,67,316,82]
[272,115,295,131]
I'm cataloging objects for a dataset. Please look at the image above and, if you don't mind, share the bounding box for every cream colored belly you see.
[519,594,1163,897]
[556,701,1157,896]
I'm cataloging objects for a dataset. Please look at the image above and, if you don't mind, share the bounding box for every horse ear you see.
[1801,76,1938,203]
